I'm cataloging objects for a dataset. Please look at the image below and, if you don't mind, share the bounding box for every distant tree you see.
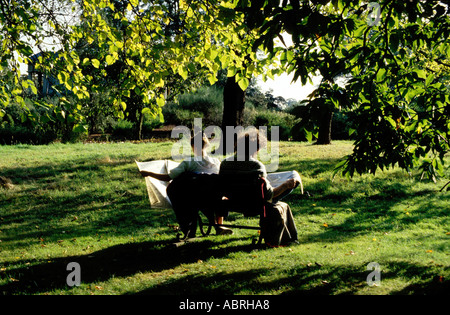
[245,78,268,108]
[290,79,349,144]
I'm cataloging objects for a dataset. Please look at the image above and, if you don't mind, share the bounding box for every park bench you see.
[189,172,269,245]
[136,160,302,246]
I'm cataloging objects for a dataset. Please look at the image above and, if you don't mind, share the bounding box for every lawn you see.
[0,140,448,295]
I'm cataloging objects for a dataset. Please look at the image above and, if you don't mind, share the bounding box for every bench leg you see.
[176,231,191,241]
[198,212,214,236]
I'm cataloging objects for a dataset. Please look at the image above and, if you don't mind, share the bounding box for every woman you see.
[140,133,232,237]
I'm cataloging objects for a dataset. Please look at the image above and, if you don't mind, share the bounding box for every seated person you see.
[219,130,299,246]
[140,133,232,237]
[219,131,299,202]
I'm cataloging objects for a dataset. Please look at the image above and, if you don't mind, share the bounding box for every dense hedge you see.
[0,125,58,145]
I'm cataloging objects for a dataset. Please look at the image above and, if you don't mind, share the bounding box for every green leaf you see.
[186,7,194,18]
[30,82,37,95]
[92,59,100,68]
[155,76,164,88]
[376,68,386,82]
[305,130,313,142]
[105,55,114,65]
[178,66,188,80]
[405,87,425,102]
[385,117,397,128]
[237,77,249,90]
[332,158,348,178]
[227,66,237,77]
[425,73,435,86]
[73,123,88,134]
[207,74,218,85]
[414,69,426,79]
[156,96,165,107]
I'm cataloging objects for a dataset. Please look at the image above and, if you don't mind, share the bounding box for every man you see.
[219,130,299,246]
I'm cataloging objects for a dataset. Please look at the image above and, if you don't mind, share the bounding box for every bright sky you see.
[257,32,322,102]
[257,73,322,102]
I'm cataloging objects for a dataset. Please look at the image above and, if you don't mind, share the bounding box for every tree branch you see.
[439,180,450,192]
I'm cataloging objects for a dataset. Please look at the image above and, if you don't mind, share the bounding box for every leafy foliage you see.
[239,0,450,178]
[0,0,277,132]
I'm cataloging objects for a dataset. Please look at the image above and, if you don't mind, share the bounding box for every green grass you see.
[0,141,448,295]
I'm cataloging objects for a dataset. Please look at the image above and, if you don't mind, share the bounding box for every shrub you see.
[141,114,164,138]
[163,86,223,127]
[252,109,297,140]
[162,106,204,127]
[288,108,356,142]
[111,119,134,140]
[0,125,58,145]
[331,111,355,140]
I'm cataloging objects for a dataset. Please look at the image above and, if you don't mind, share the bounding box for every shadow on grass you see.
[1,232,447,296]
[0,238,263,295]
[2,236,448,295]
[281,167,449,244]
[1,156,132,183]
[290,193,449,244]
[134,257,449,295]
[0,156,170,245]
[277,158,343,177]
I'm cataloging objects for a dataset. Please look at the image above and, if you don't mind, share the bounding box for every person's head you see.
[235,129,267,160]
[190,132,209,157]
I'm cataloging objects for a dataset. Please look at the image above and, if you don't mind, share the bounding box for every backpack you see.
[260,201,298,247]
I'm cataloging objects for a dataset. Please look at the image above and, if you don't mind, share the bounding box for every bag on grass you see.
[260,201,298,247]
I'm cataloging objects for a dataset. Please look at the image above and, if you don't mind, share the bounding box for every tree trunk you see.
[137,111,144,140]
[316,109,333,145]
[221,76,246,153]
[222,76,245,128]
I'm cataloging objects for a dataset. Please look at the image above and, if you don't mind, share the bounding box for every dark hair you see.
[236,129,266,159]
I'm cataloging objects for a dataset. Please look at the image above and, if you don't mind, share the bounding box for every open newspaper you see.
[136,160,303,209]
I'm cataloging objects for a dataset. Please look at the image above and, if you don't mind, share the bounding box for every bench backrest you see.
[217,172,267,217]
